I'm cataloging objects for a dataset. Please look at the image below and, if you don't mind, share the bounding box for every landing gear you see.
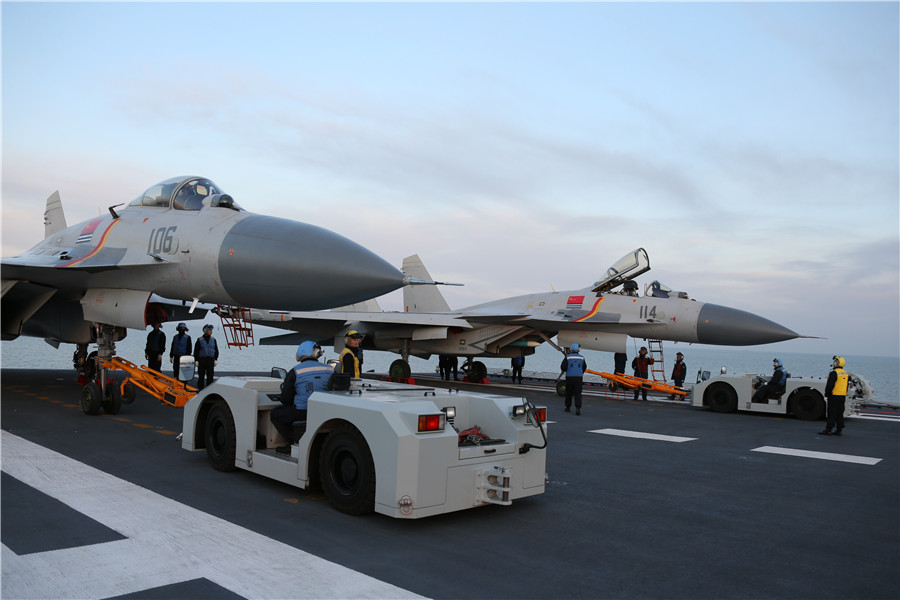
[77,323,127,416]
[463,359,488,384]
[388,359,411,380]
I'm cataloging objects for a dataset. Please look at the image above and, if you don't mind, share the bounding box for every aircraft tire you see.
[205,400,237,472]
[791,390,825,421]
[469,361,488,384]
[556,380,566,396]
[81,382,102,416]
[102,384,122,415]
[319,424,376,515]
[705,383,737,413]
[389,359,411,380]
[121,383,136,404]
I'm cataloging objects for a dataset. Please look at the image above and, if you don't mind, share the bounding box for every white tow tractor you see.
[181,375,548,518]
[691,368,874,420]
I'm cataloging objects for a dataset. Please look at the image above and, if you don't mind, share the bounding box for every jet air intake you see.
[218,215,404,311]
[696,303,799,346]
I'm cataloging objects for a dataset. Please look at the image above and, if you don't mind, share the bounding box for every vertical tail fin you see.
[43,191,67,238]
[402,255,452,313]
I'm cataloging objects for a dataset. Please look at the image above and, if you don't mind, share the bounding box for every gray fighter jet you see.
[1,176,405,370]
[250,248,801,381]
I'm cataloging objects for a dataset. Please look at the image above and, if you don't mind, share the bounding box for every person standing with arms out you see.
[339,330,364,377]
[631,346,655,401]
[272,341,334,454]
[560,343,587,415]
[193,324,219,390]
[511,354,525,384]
[145,322,166,372]
[169,323,192,378]
[819,356,850,436]
[669,351,686,400]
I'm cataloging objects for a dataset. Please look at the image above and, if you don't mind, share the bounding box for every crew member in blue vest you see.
[560,344,587,415]
[272,340,334,454]
[511,355,525,384]
[819,356,850,436]
[631,346,655,401]
[168,323,192,378]
[193,324,219,389]
[669,352,687,400]
[752,358,787,404]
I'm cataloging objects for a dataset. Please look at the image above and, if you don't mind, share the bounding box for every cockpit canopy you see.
[127,176,242,211]
[591,248,651,293]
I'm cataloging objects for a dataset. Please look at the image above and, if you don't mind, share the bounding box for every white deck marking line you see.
[589,428,697,443]
[853,414,900,422]
[1,431,425,600]
[753,446,882,465]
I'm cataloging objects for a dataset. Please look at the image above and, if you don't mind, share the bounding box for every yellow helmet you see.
[833,356,846,368]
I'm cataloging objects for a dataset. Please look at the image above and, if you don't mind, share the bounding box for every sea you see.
[2,327,898,405]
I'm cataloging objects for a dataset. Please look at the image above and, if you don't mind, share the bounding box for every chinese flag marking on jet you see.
[566,295,585,308]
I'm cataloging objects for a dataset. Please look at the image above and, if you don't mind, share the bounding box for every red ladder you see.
[648,339,666,382]
[217,306,255,348]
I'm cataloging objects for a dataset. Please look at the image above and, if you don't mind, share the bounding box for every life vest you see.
[832,367,849,396]
[565,353,586,378]
[196,336,217,358]
[340,347,361,378]
[172,334,190,356]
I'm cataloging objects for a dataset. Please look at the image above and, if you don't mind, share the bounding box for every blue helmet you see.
[296,340,322,361]
[571,343,580,352]
[773,358,783,367]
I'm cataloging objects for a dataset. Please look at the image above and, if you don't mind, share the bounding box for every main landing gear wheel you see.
[388,359,411,380]
[467,361,487,384]
[705,383,738,413]
[319,424,376,515]
[81,382,102,416]
[102,384,122,415]
[791,390,825,421]
[205,400,237,472]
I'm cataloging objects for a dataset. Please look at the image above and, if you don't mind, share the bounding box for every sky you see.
[2,1,898,358]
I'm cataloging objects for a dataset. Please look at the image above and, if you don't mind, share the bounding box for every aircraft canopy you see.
[591,247,651,293]
[128,176,242,211]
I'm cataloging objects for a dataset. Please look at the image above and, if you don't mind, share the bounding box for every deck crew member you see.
[272,341,333,453]
[145,322,166,372]
[669,352,686,400]
[169,323,192,378]
[752,358,787,404]
[511,355,525,384]
[339,330,364,377]
[819,356,850,436]
[631,346,655,401]
[560,344,587,415]
[193,324,219,390]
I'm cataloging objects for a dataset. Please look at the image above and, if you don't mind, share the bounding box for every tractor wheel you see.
[319,424,376,515]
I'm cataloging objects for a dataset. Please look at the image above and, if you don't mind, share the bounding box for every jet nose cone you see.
[697,303,799,346]
[219,215,403,310]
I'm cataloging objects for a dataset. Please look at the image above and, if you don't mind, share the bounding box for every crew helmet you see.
[833,356,846,368]
[639,346,648,354]
[203,324,214,332]
[571,343,580,352]
[296,340,322,361]
[176,322,188,331]
[345,329,364,343]
[773,358,783,368]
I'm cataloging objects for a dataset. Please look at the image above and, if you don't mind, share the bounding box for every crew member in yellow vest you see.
[819,356,850,436]
[339,330,364,378]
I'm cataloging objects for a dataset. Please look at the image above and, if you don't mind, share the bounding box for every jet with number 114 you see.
[250,248,803,381]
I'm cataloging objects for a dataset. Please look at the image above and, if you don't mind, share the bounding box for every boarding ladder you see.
[648,340,666,382]
[217,305,255,348]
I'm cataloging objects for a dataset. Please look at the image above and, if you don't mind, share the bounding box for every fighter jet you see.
[248,248,801,381]
[1,175,405,370]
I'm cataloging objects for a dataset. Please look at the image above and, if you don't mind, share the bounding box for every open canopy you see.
[591,247,651,293]
[127,176,242,211]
